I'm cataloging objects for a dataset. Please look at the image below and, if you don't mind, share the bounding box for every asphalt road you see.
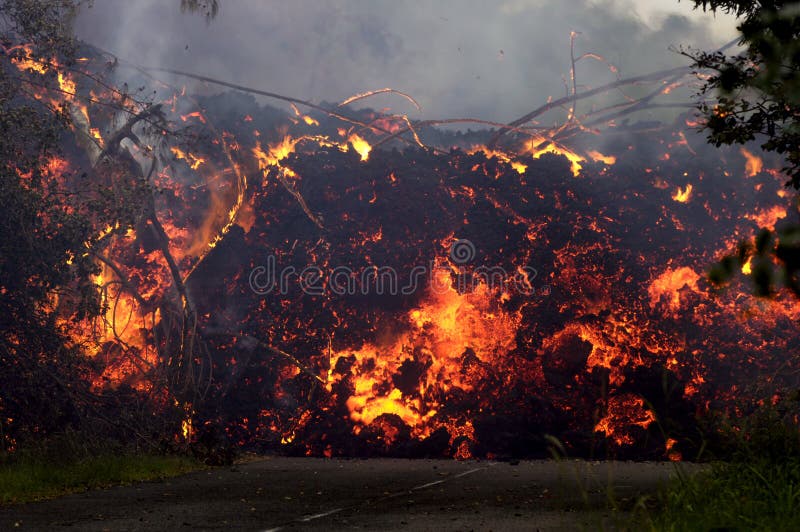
[0,458,701,531]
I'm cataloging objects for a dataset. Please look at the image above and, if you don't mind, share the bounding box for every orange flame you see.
[740,147,763,177]
[648,267,701,311]
[523,136,584,177]
[469,146,527,174]
[586,149,617,165]
[331,268,519,442]
[746,206,787,231]
[672,184,693,203]
[171,146,206,170]
[349,134,372,161]
[595,394,656,446]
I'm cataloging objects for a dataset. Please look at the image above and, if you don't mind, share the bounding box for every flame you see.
[57,71,76,98]
[348,134,372,161]
[469,146,527,174]
[183,176,229,258]
[665,438,681,461]
[594,394,656,446]
[332,268,519,444]
[85,129,103,150]
[171,146,206,170]
[586,149,617,165]
[661,80,683,95]
[181,418,193,440]
[740,147,763,177]
[672,184,693,203]
[746,206,787,231]
[9,43,81,109]
[253,136,300,171]
[742,256,753,275]
[523,136,584,177]
[9,44,48,74]
[94,263,139,348]
[181,111,207,123]
[648,267,701,311]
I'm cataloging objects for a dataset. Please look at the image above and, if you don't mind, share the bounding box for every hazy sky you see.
[74,1,739,122]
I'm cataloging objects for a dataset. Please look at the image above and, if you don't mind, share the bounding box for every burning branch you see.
[487,37,739,148]
[93,104,166,167]
[338,88,421,111]
[486,65,694,147]
[273,166,325,230]
[137,65,429,150]
[91,253,148,309]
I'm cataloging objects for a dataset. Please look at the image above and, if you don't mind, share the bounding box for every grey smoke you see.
[74,0,736,123]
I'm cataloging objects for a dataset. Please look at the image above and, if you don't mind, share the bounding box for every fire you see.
[665,437,682,461]
[471,137,591,177]
[746,206,787,231]
[9,44,48,74]
[648,267,701,311]
[586,149,617,165]
[57,72,76,97]
[348,134,372,161]
[742,256,753,275]
[594,394,656,446]
[672,184,693,203]
[332,268,519,442]
[181,111,206,123]
[171,146,206,170]
[44,155,69,177]
[252,136,305,180]
[523,136,584,177]
[740,147,763,177]
[181,418,193,440]
[469,146,527,174]
[93,263,139,347]
[8,43,82,110]
[9,41,800,460]
[89,128,103,146]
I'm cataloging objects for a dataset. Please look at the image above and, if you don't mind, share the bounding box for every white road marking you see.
[299,507,343,521]
[411,479,445,490]
[262,462,496,531]
[261,505,342,531]
[453,466,490,478]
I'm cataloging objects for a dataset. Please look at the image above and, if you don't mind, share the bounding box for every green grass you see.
[651,459,800,531]
[0,454,204,504]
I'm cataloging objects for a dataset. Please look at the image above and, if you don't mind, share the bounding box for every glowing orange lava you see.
[331,268,519,441]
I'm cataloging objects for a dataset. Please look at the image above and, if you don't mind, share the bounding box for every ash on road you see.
[0,458,699,531]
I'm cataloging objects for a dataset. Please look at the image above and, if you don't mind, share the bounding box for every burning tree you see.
[0,0,101,453]
[0,0,224,454]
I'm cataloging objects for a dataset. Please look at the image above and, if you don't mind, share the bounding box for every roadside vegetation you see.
[647,399,800,531]
[653,459,800,531]
[643,1,800,529]
[0,449,202,504]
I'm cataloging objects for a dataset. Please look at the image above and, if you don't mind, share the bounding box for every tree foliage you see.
[1,0,224,453]
[689,1,800,296]
[0,0,101,451]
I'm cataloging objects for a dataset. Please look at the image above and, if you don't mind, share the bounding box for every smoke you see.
[74,0,737,122]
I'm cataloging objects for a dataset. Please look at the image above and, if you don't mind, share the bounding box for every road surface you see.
[0,458,700,530]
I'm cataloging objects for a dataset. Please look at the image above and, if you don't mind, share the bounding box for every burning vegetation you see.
[2,33,799,463]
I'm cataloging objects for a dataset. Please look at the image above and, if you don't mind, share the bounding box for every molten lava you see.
[7,43,800,461]
[332,268,519,441]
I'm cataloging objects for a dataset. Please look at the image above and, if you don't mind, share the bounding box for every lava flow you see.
[6,44,800,461]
